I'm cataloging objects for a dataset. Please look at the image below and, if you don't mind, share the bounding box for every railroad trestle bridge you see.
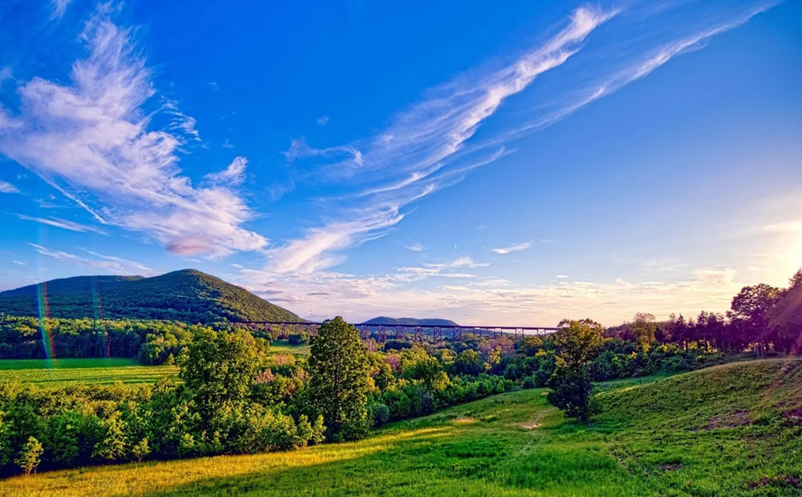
[232,321,558,343]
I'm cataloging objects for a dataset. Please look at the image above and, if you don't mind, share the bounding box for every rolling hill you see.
[0,269,301,324]
[363,316,459,326]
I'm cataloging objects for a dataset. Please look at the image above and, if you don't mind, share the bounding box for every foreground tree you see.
[547,319,604,423]
[179,329,262,422]
[16,436,43,476]
[307,317,371,441]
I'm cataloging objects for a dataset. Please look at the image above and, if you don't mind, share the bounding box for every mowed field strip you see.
[0,358,179,386]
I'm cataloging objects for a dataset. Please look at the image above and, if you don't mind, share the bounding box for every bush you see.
[369,403,390,428]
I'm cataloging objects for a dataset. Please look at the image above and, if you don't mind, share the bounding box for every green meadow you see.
[0,358,179,386]
[3,358,800,497]
[0,341,309,387]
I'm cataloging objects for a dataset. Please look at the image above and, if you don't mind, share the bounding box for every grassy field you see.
[2,358,800,497]
[0,338,308,387]
[269,340,311,357]
[0,358,178,386]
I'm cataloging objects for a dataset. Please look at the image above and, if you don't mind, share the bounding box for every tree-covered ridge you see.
[363,317,459,326]
[0,269,301,324]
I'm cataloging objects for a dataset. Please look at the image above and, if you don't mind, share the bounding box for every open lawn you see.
[2,358,800,497]
[0,358,178,386]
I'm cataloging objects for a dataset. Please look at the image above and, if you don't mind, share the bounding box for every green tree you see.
[16,436,43,476]
[93,412,128,461]
[631,313,657,351]
[546,319,605,423]
[179,329,261,422]
[131,438,150,462]
[307,317,371,441]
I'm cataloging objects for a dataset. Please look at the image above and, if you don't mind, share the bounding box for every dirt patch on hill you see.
[696,410,751,431]
[452,417,477,425]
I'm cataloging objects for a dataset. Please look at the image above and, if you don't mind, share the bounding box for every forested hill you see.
[363,317,459,326]
[0,269,301,324]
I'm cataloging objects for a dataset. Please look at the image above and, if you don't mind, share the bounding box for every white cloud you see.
[406,242,425,252]
[162,98,201,142]
[51,0,73,19]
[692,267,737,286]
[205,156,247,186]
[425,256,489,269]
[317,116,329,126]
[15,214,107,235]
[0,7,266,258]
[0,67,12,84]
[0,180,18,193]
[28,243,150,274]
[556,275,569,279]
[643,257,686,272]
[13,260,26,266]
[492,242,532,255]
[282,138,363,168]
[765,221,802,233]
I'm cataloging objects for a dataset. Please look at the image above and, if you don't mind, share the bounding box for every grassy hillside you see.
[363,317,459,326]
[3,359,799,497]
[0,269,301,324]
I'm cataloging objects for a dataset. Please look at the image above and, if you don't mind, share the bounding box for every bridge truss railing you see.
[231,321,558,343]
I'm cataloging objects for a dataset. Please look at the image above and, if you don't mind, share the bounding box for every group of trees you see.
[607,270,802,356]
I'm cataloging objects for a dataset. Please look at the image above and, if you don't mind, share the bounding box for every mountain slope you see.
[0,269,301,324]
[363,316,459,326]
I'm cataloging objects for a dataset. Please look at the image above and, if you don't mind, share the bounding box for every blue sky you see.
[1,0,800,325]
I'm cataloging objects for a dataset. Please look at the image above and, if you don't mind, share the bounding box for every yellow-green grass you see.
[3,358,800,497]
[0,358,178,386]
[269,340,311,357]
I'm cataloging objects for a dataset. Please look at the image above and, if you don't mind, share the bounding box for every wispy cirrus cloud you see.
[51,0,73,20]
[205,157,247,186]
[0,180,18,193]
[15,214,108,235]
[29,243,151,274]
[271,6,615,274]
[492,242,532,255]
[0,5,265,258]
[267,1,777,276]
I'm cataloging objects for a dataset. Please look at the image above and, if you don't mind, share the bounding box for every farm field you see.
[0,358,178,386]
[269,340,311,357]
[3,358,800,497]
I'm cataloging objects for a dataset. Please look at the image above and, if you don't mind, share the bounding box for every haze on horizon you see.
[0,0,800,326]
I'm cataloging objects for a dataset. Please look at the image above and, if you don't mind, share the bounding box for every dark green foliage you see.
[306,317,371,441]
[547,365,598,422]
[179,329,263,421]
[546,320,604,422]
[0,269,301,324]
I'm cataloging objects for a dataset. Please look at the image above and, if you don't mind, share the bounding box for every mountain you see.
[362,316,459,326]
[0,269,301,324]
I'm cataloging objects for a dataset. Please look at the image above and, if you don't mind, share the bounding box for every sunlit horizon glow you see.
[1,0,800,327]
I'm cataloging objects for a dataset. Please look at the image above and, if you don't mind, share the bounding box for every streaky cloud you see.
[269,6,616,274]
